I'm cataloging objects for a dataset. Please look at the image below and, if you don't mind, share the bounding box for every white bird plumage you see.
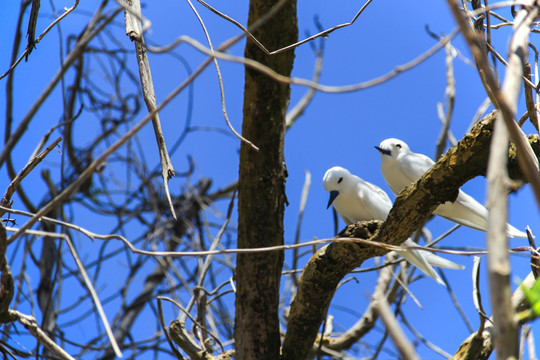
[375,138,526,238]
[323,166,464,286]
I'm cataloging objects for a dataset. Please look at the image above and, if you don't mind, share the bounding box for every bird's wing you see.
[395,239,465,285]
[434,190,489,232]
[506,224,526,238]
[384,152,434,195]
[456,190,526,237]
[435,190,526,238]
[420,250,465,270]
[394,239,445,285]
[399,152,434,183]
[357,181,392,221]
[400,152,491,231]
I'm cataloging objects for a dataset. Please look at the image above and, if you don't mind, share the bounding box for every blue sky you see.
[1,0,538,358]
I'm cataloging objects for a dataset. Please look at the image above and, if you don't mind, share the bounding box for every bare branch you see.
[195,0,373,55]
[0,4,122,169]
[447,0,540,209]
[1,0,80,79]
[149,29,459,94]
[0,137,61,217]
[123,0,176,219]
[452,272,537,359]
[435,35,457,159]
[286,46,323,129]
[8,310,76,360]
[472,257,490,326]
[373,292,420,360]
[186,0,258,151]
[484,3,538,358]
[291,171,311,287]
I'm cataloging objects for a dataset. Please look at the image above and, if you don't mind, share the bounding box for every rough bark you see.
[235,1,297,359]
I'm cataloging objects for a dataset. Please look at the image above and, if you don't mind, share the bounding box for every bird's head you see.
[375,138,409,162]
[323,166,353,209]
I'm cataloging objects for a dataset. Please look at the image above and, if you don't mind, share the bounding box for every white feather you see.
[323,166,464,286]
[376,138,526,238]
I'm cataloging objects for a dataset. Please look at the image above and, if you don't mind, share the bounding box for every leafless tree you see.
[1,0,540,359]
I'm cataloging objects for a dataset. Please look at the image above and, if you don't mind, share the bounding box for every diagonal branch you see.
[0,137,62,217]
[447,0,540,209]
[123,0,176,219]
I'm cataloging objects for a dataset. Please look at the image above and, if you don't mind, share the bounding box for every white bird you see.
[375,138,526,238]
[323,166,464,285]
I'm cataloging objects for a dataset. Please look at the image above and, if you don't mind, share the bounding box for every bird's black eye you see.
[337,177,343,184]
[396,143,402,148]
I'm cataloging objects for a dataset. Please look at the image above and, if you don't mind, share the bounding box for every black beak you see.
[374,146,391,156]
[327,190,339,209]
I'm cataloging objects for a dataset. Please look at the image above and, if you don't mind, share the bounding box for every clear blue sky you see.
[1,0,538,358]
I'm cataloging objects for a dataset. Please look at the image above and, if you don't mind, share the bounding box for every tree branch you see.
[124,0,176,219]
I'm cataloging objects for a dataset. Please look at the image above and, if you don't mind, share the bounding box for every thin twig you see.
[526,227,540,278]
[148,29,460,94]
[196,0,374,55]
[523,62,539,131]
[5,222,511,258]
[181,190,237,321]
[441,270,474,333]
[291,171,311,286]
[399,309,452,358]
[157,297,184,359]
[160,296,224,353]
[472,257,491,329]
[186,0,257,152]
[64,233,123,357]
[0,0,80,79]
[485,42,537,89]
[325,252,398,352]
[435,34,456,159]
[0,137,62,217]
[286,43,324,128]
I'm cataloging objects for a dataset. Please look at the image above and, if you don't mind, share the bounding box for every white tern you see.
[323,166,464,285]
[375,138,526,238]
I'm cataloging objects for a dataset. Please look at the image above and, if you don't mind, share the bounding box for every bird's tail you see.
[393,239,464,286]
[506,224,527,238]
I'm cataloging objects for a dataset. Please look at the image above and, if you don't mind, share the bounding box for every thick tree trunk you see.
[235,0,297,359]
